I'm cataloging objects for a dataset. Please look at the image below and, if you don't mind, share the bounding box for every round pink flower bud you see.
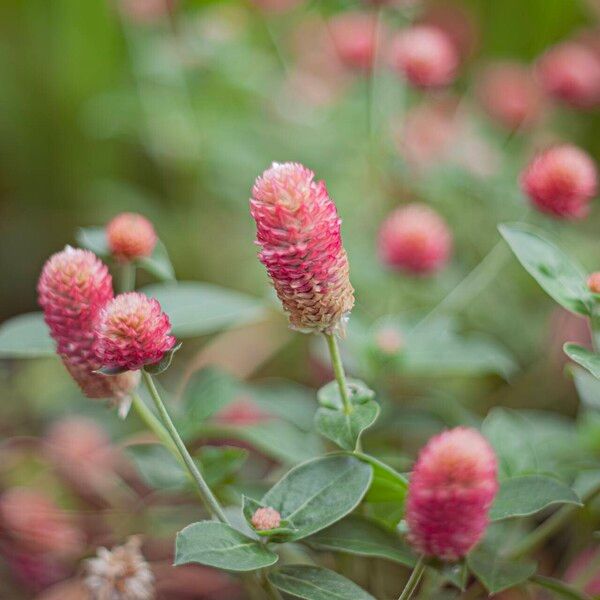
[520,144,598,219]
[537,42,600,109]
[406,427,498,561]
[0,488,84,558]
[106,212,157,262]
[588,272,600,294]
[250,162,354,334]
[477,62,544,130]
[95,292,176,371]
[328,12,381,71]
[389,25,458,88]
[378,204,452,275]
[251,507,281,531]
[38,247,139,400]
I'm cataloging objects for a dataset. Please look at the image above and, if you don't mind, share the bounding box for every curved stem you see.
[141,371,229,523]
[131,392,178,457]
[398,557,425,600]
[530,574,592,600]
[324,333,352,414]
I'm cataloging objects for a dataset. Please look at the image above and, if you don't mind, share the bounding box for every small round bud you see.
[95,292,176,371]
[328,12,380,71]
[406,427,498,561]
[378,204,452,275]
[588,272,600,294]
[389,25,458,88]
[520,144,598,219]
[106,212,157,262]
[251,507,281,531]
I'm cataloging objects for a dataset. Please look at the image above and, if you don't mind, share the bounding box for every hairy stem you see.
[324,333,352,414]
[398,557,425,600]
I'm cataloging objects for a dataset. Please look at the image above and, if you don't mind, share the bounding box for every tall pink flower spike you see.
[250,162,354,334]
[406,427,499,561]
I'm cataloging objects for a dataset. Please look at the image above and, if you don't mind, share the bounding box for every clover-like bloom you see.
[406,427,498,561]
[251,507,282,531]
[106,212,157,262]
[85,536,154,600]
[37,247,139,400]
[389,25,458,88]
[520,144,598,219]
[95,292,176,371]
[378,203,452,275]
[250,162,354,334]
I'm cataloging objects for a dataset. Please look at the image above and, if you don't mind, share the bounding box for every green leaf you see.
[490,475,581,521]
[355,453,409,529]
[76,226,108,256]
[307,515,415,566]
[143,341,182,375]
[0,313,55,358]
[315,400,380,451]
[140,282,264,337]
[268,565,375,600]
[531,574,593,600]
[564,344,600,380]
[317,379,375,410]
[571,365,600,410]
[499,223,592,316]
[260,455,372,541]
[467,540,536,594]
[174,521,278,571]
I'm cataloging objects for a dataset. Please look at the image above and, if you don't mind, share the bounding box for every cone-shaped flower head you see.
[85,536,154,600]
[250,162,354,334]
[389,25,458,88]
[251,507,282,531]
[95,292,176,371]
[107,212,157,262]
[37,247,139,399]
[406,427,498,561]
[378,203,452,275]
[520,144,598,219]
[588,272,600,294]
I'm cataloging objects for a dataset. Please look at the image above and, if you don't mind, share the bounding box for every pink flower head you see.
[251,507,281,531]
[38,247,139,399]
[328,12,381,71]
[374,326,404,355]
[406,427,498,561]
[95,292,176,371]
[378,204,452,275]
[537,41,600,109]
[520,144,598,219]
[389,25,458,88]
[588,272,600,294]
[106,212,157,262]
[477,62,544,130]
[0,488,84,558]
[250,162,354,334]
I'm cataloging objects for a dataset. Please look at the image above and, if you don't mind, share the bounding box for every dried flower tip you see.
[588,272,600,294]
[251,507,281,531]
[85,536,154,600]
[107,212,157,262]
[250,162,354,334]
[95,292,176,372]
[406,427,498,561]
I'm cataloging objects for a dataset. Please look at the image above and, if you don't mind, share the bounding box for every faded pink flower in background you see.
[95,292,176,371]
[214,397,270,426]
[406,427,498,561]
[378,203,452,275]
[107,212,157,262]
[328,12,383,72]
[250,162,354,334]
[588,272,600,294]
[564,546,600,595]
[520,144,598,219]
[118,0,178,24]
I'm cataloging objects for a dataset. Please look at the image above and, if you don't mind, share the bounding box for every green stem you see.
[119,262,136,293]
[509,482,600,559]
[589,312,600,353]
[398,557,425,600]
[131,392,178,457]
[262,574,283,600]
[141,371,228,523]
[324,333,352,414]
[530,575,592,600]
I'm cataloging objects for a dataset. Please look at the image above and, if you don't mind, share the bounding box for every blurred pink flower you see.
[378,203,452,275]
[214,397,270,426]
[520,144,598,219]
[406,427,498,561]
[564,546,600,594]
[588,272,600,294]
[118,0,178,24]
[328,12,383,72]
[107,213,157,262]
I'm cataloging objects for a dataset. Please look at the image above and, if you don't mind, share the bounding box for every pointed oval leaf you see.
[499,223,592,316]
[269,565,375,600]
[307,515,415,567]
[564,344,600,380]
[491,475,581,521]
[137,239,176,282]
[0,313,55,358]
[76,226,109,256]
[317,379,375,410]
[261,455,372,541]
[174,521,278,571]
[315,400,380,451]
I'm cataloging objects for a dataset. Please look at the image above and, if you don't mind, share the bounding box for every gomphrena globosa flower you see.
[588,272,600,294]
[106,212,157,262]
[37,247,139,400]
[95,292,176,371]
[250,162,354,334]
[84,536,154,600]
[520,144,598,219]
[251,507,281,531]
[406,427,498,561]
[378,203,452,275]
